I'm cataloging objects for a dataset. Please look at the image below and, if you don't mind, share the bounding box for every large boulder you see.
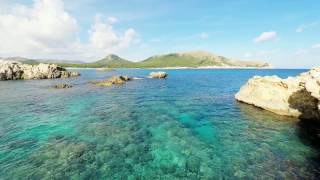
[90,75,133,87]
[0,60,80,80]
[235,67,320,121]
[149,72,168,78]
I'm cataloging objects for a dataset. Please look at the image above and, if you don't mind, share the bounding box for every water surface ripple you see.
[0,69,319,179]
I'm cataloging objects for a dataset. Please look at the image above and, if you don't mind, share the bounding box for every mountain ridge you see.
[1,51,271,68]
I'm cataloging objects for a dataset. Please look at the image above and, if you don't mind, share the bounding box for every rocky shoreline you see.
[235,67,320,121]
[0,60,80,80]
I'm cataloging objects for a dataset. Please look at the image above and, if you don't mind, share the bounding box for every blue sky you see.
[0,0,319,68]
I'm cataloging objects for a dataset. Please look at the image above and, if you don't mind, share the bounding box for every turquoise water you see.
[0,69,320,179]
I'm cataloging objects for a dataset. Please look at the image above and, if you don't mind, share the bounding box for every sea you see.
[0,68,319,179]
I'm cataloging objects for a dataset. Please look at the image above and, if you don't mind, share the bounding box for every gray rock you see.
[149,72,168,78]
[0,60,80,80]
[235,67,320,121]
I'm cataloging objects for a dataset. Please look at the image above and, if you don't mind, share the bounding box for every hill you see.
[1,51,271,68]
[138,51,270,68]
[94,54,134,67]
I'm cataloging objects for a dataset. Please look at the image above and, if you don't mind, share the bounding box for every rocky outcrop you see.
[0,60,80,80]
[149,72,168,79]
[54,84,73,89]
[235,67,320,121]
[90,75,133,86]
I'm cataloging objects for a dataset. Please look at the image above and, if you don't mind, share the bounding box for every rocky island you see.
[0,60,80,80]
[235,67,320,121]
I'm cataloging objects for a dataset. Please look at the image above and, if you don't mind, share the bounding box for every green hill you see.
[56,54,134,68]
[82,51,271,68]
[2,51,271,68]
[136,51,270,68]
[94,54,134,67]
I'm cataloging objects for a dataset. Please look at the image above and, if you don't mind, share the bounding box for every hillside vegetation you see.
[2,51,271,68]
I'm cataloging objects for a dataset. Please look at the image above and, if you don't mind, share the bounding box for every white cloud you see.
[0,0,138,61]
[198,32,209,39]
[107,16,118,24]
[296,22,318,33]
[0,0,78,54]
[89,15,136,50]
[253,31,277,43]
[311,43,320,49]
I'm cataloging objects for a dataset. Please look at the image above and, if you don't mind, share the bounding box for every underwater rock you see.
[54,84,73,89]
[235,66,320,121]
[186,156,201,173]
[13,137,97,179]
[0,60,80,80]
[90,75,133,86]
[149,72,168,79]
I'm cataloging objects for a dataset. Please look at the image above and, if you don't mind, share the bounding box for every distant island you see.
[1,51,271,68]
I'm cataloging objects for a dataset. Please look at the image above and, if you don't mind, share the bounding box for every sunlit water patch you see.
[0,69,319,179]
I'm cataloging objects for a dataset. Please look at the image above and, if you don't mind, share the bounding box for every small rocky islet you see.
[236,66,320,122]
[90,72,168,87]
[149,71,168,79]
[54,84,73,89]
[89,75,134,86]
[0,60,80,80]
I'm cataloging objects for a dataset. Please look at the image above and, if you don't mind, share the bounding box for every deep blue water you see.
[0,68,319,179]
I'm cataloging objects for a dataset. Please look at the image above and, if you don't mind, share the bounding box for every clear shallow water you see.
[0,69,320,179]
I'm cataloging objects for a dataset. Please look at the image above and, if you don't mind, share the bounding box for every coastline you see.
[66,66,276,70]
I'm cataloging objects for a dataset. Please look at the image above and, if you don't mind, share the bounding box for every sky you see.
[0,0,319,68]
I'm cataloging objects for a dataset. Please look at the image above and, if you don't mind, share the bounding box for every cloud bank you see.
[0,0,138,61]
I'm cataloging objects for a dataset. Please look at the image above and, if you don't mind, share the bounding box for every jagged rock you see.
[54,84,73,89]
[0,60,80,80]
[149,72,168,78]
[235,67,320,121]
[90,75,133,86]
